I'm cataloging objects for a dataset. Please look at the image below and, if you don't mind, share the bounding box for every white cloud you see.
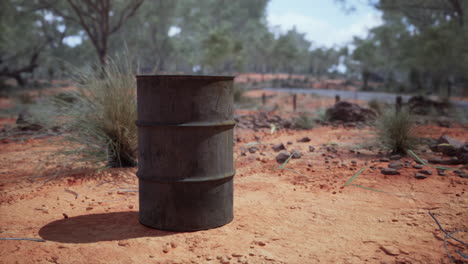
[267,12,382,48]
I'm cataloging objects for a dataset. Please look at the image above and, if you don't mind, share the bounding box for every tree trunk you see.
[14,75,26,87]
[362,70,370,91]
[446,78,452,98]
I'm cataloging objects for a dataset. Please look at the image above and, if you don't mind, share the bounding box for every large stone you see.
[272,143,286,152]
[432,135,464,156]
[437,135,464,148]
[325,101,377,123]
[414,173,428,179]
[276,152,291,164]
[291,150,302,159]
[381,168,400,175]
[297,137,311,143]
[388,161,403,170]
[457,144,468,164]
[418,170,432,175]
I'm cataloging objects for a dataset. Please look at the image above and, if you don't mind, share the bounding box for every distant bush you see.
[233,84,246,103]
[315,108,329,122]
[368,99,384,115]
[293,112,314,129]
[376,108,417,153]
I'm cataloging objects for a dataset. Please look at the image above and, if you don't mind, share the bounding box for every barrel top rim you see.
[136,74,235,80]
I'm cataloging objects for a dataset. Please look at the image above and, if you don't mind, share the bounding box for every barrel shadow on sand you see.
[39,211,174,243]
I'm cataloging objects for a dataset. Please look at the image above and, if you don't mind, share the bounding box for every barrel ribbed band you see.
[135,120,236,128]
[136,170,235,183]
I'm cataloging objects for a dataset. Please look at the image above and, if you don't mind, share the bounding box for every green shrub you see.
[315,108,329,122]
[293,112,314,129]
[376,108,417,153]
[233,83,250,103]
[368,99,383,115]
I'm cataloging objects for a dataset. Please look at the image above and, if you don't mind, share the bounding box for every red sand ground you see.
[1,89,467,264]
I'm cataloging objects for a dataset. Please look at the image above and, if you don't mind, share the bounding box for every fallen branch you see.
[343,167,413,198]
[408,150,465,171]
[429,212,467,263]
[64,188,79,199]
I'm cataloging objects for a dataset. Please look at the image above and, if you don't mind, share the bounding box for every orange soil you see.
[1,88,467,264]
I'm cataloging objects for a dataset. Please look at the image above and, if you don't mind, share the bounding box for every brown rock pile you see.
[408,96,450,115]
[326,101,377,123]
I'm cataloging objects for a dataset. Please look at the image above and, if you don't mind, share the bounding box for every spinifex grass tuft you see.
[293,112,314,129]
[376,108,417,154]
[36,56,138,174]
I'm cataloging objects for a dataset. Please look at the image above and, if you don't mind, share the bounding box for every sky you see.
[267,0,382,48]
[64,1,382,48]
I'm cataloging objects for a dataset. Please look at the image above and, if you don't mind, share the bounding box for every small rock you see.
[287,141,292,145]
[439,159,463,165]
[118,241,129,247]
[256,241,266,246]
[437,169,446,176]
[418,170,432,175]
[379,158,390,162]
[170,242,178,248]
[220,256,230,264]
[272,143,286,152]
[390,154,402,160]
[62,213,69,219]
[128,205,134,209]
[428,157,442,164]
[381,168,400,175]
[86,206,93,211]
[309,145,315,152]
[232,253,243,258]
[276,152,291,164]
[248,147,258,154]
[415,158,428,165]
[388,161,403,170]
[379,245,400,256]
[414,173,428,179]
[162,245,170,253]
[297,137,311,143]
[454,170,468,178]
[291,150,302,159]
[412,164,424,169]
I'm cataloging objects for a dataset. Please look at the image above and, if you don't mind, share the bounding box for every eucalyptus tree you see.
[39,0,144,67]
[0,0,72,86]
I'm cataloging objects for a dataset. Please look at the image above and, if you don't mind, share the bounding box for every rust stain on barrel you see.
[136,75,235,231]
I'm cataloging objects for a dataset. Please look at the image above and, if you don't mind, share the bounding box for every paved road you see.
[263,87,468,109]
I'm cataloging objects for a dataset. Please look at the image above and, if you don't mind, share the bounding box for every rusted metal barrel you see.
[136,75,235,231]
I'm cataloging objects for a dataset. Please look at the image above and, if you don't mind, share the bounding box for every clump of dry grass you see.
[293,112,315,129]
[376,108,417,154]
[38,57,138,171]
